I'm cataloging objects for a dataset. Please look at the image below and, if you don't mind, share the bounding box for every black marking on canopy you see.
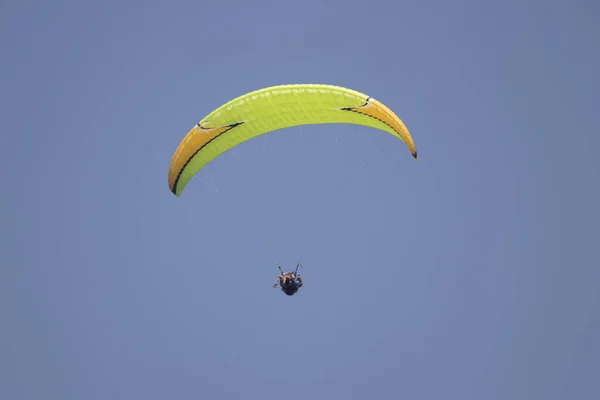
[172,121,245,195]
[340,96,397,135]
[341,97,417,158]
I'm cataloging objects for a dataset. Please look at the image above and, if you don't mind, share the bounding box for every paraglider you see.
[273,263,304,296]
[168,83,418,197]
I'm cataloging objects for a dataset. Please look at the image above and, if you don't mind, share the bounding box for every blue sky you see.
[1,0,599,399]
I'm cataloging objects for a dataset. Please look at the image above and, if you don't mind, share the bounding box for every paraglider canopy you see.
[168,84,418,196]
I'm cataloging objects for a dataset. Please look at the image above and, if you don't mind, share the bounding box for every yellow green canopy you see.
[168,84,418,196]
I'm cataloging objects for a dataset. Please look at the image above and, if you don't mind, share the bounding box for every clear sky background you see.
[1,0,599,399]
